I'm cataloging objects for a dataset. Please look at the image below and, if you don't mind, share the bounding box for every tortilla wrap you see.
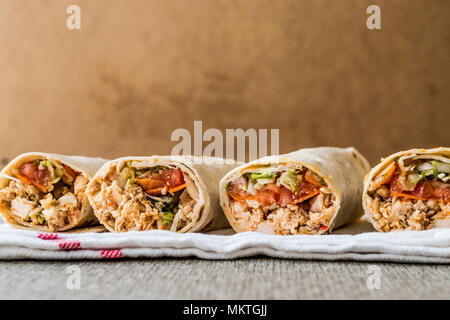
[363,147,450,232]
[219,147,370,235]
[86,155,239,233]
[0,153,108,232]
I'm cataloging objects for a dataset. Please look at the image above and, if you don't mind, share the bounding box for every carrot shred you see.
[228,192,251,205]
[169,183,186,194]
[137,177,186,196]
[293,190,320,204]
[304,175,320,186]
[32,182,48,193]
[304,171,322,186]
[16,173,47,193]
[144,187,166,196]
[16,173,31,185]
[391,192,427,201]
[379,162,396,185]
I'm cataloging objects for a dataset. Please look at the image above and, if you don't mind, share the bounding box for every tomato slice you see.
[63,164,80,179]
[254,184,282,206]
[294,190,321,204]
[227,179,320,207]
[17,162,49,192]
[137,168,186,196]
[169,183,186,193]
[162,168,185,189]
[293,180,321,203]
[390,175,450,202]
[433,181,450,203]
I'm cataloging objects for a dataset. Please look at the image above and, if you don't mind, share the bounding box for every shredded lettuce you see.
[416,161,449,175]
[51,177,61,184]
[148,165,170,174]
[408,160,450,184]
[422,169,437,179]
[246,170,277,191]
[279,170,299,192]
[154,194,180,225]
[41,160,64,184]
[135,170,147,178]
[255,178,274,185]
[432,160,450,174]
[239,178,248,191]
[408,172,423,186]
[161,211,175,225]
[247,170,276,183]
[41,160,54,181]
[126,172,135,186]
[36,212,46,225]
[30,207,46,225]
[124,161,136,186]
[55,167,64,178]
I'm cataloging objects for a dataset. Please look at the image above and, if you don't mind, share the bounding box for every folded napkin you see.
[0,220,449,263]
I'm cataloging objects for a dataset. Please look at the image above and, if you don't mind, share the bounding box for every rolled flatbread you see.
[0,153,107,232]
[363,147,450,232]
[86,156,239,232]
[219,147,370,235]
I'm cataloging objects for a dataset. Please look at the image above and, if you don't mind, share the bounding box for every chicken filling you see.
[89,161,200,232]
[226,167,336,234]
[0,159,88,231]
[366,157,450,231]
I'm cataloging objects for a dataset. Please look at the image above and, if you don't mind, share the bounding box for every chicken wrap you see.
[363,147,450,232]
[219,147,370,235]
[86,156,239,232]
[0,153,107,232]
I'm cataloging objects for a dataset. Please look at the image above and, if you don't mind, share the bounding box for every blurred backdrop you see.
[0,0,448,166]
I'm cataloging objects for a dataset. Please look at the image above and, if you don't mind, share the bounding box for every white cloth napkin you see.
[1,220,449,263]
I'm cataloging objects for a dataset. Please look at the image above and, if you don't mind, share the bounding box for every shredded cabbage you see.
[161,211,174,225]
[279,170,298,192]
[247,170,275,183]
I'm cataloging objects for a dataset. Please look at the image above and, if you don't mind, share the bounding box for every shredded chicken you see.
[230,193,336,235]
[173,197,197,232]
[366,157,449,231]
[11,197,35,219]
[227,166,337,235]
[367,193,448,231]
[0,171,89,231]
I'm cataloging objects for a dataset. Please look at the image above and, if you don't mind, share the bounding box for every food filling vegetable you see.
[225,166,335,235]
[0,159,88,231]
[88,160,201,232]
[367,158,450,231]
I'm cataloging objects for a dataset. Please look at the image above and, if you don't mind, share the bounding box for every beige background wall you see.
[0,0,448,166]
